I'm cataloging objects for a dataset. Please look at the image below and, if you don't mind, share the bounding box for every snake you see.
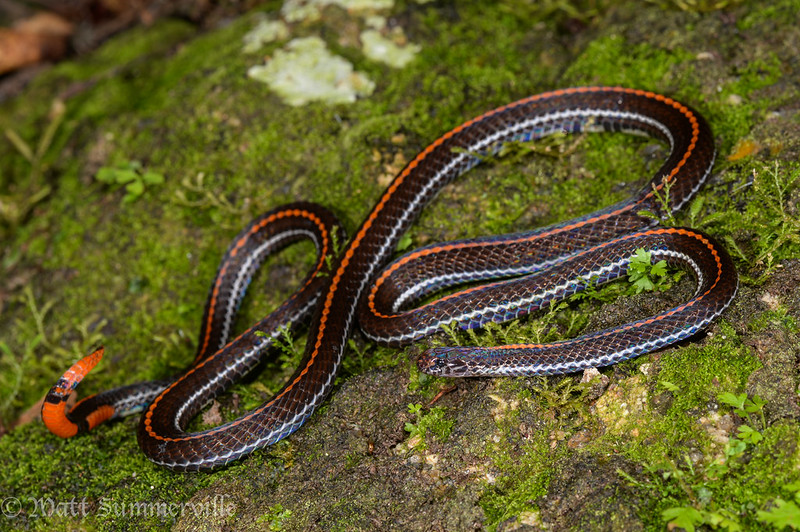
[41,87,738,471]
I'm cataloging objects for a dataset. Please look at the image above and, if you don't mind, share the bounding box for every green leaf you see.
[757,499,800,530]
[114,168,139,184]
[663,506,703,532]
[651,259,667,277]
[707,461,729,478]
[659,380,680,392]
[396,233,413,252]
[688,195,704,222]
[737,424,763,444]
[629,248,651,272]
[746,395,768,412]
[95,167,118,183]
[632,275,654,294]
[725,438,747,458]
[123,180,145,202]
[626,249,669,294]
[97,167,138,184]
[407,403,423,415]
[718,392,747,410]
[636,209,660,222]
[141,171,165,185]
[704,510,742,531]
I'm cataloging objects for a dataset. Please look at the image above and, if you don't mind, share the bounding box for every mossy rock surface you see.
[1,1,800,530]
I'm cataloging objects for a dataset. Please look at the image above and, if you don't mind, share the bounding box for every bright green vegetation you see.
[257,504,294,530]
[403,403,454,450]
[700,160,800,276]
[95,161,166,204]
[1,0,800,530]
[626,249,672,294]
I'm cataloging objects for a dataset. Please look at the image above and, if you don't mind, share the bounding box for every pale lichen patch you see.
[281,0,394,23]
[242,18,290,52]
[360,29,421,68]
[244,1,422,105]
[247,36,375,106]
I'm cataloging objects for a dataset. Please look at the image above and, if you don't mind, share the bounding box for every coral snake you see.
[42,87,738,471]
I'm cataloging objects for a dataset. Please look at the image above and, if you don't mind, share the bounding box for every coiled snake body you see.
[42,87,737,471]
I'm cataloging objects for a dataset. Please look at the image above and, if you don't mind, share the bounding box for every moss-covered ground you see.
[1,0,800,530]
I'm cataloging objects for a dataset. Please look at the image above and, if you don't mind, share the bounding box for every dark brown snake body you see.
[42,87,737,471]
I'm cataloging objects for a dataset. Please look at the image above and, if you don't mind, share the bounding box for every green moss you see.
[604,322,756,458]
[662,322,756,410]
[0,421,218,530]
[54,20,196,82]
[581,319,800,529]
[646,0,748,11]
[737,0,800,29]
[481,434,556,527]
[696,159,800,275]
[563,35,695,88]
[403,403,454,449]
[748,308,799,334]
[479,378,569,528]
[704,55,785,153]
[629,421,800,530]
[2,0,800,529]
[257,503,293,530]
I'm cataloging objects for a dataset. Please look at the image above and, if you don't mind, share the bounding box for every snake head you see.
[417,348,470,377]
